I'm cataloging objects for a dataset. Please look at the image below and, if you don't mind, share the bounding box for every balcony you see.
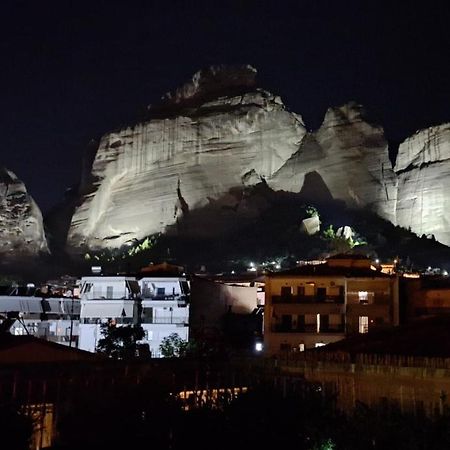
[141,294,188,304]
[142,317,188,325]
[272,295,344,304]
[271,324,345,333]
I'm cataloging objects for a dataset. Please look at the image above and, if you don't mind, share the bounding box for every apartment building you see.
[264,255,399,355]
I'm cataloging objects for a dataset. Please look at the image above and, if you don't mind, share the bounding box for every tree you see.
[159,332,188,358]
[96,320,145,359]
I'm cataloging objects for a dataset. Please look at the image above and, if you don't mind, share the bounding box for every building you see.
[138,272,190,358]
[189,274,264,354]
[264,254,399,355]
[0,283,80,347]
[78,268,189,357]
[402,275,450,321]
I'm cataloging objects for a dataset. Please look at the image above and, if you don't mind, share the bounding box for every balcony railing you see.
[271,324,345,333]
[142,317,188,325]
[272,295,344,304]
[141,294,188,303]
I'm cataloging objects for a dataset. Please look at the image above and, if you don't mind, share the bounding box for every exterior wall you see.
[404,278,450,319]
[78,323,100,352]
[274,356,450,417]
[141,323,189,358]
[190,277,258,332]
[346,277,399,333]
[264,273,399,355]
[78,275,190,357]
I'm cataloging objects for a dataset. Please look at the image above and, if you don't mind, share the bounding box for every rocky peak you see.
[159,64,258,107]
[321,102,373,129]
[395,123,450,172]
[0,167,48,259]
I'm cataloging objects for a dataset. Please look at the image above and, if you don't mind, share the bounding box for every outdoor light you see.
[255,342,263,352]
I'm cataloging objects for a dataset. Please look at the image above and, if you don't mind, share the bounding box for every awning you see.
[80,300,134,319]
[0,297,43,314]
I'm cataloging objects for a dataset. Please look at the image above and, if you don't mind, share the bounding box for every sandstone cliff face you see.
[65,65,449,253]
[269,103,397,223]
[0,168,48,259]
[395,124,450,245]
[68,65,306,251]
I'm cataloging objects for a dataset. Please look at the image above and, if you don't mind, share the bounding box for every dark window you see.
[281,314,292,330]
[320,314,329,332]
[281,286,292,298]
[297,286,305,296]
[297,315,305,331]
[317,287,326,301]
[157,287,165,297]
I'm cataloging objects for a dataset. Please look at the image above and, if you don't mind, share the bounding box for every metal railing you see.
[272,295,344,304]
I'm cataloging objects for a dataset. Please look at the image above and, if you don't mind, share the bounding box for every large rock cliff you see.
[65,65,450,252]
[67,65,307,251]
[395,124,450,245]
[0,168,49,259]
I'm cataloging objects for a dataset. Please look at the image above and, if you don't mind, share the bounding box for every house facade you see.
[264,255,399,355]
[78,274,189,357]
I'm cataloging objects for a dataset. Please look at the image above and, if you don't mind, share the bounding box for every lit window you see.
[359,316,369,333]
[315,342,326,348]
[255,342,263,352]
[298,343,305,352]
[358,291,369,304]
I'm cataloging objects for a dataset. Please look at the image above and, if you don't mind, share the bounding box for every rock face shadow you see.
[298,171,334,203]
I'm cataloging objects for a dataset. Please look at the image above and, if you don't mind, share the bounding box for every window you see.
[157,287,165,297]
[298,343,305,352]
[358,291,369,304]
[317,287,326,301]
[297,286,305,296]
[315,342,326,348]
[281,314,292,331]
[144,330,153,340]
[106,286,114,299]
[359,316,369,333]
[82,283,93,294]
[280,286,292,297]
[319,314,329,332]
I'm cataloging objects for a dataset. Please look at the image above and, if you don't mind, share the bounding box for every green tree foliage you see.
[159,332,188,357]
[305,205,320,218]
[322,225,367,254]
[96,320,145,359]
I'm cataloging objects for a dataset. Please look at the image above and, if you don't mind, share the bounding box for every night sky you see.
[1,1,449,213]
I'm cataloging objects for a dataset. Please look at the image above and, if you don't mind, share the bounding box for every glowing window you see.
[358,291,369,304]
[359,316,369,333]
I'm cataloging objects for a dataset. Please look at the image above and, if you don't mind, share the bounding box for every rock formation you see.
[395,124,450,245]
[64,65,450,253]
[268,103,398,224]
[0,168,48,259]
[67,65,306,251]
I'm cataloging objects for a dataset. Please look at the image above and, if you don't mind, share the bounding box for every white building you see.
[78,274,189,357]
[138,276,189,358]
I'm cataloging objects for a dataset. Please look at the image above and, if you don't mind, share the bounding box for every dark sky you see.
[1,0,450,213]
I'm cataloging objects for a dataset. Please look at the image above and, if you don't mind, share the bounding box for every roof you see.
[0,334,104,365]
[140,262,185,276]
[314,315,450,358]
[266,264,392,279]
